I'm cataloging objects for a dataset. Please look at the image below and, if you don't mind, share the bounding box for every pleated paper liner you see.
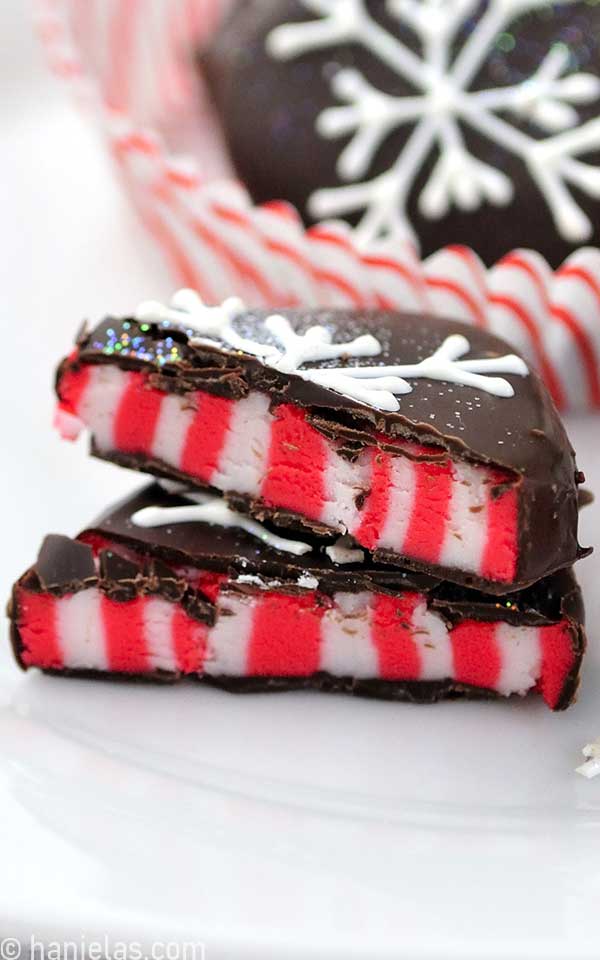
[35,0,600,412]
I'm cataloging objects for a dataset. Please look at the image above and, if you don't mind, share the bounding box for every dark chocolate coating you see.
[87,483,584,628]
[201,0,600,268]
[58,308,590,593]
[8,483,586,710]
[35,535,97,596]
[33,668,504,707]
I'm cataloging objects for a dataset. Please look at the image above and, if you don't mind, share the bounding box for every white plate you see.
[0,466,599,960]
[1,4,600,956]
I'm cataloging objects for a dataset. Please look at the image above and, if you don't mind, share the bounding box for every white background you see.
[1,1,173,596]
[1,4,600,957]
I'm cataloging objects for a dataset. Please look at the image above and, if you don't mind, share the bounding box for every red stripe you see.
[537,622,577,710]
[311,268,365,305]
[201,208,283,303]
[362,254,427,302]
[172,607,208,675]
[481,473,518,583]
[193,572,228,604]
[211,204,253,228]
[550,304,600,408]
[445,245,487,298]
[264,235,315,302]
[558,264,600,307]
[353,449,393,550]
[246,593,323,676]
[402,458,454,564]
[556,266,600,406]
[488,293,565,408]
[499,253,549,305]
[262,200,300,221]
[452,621,501,689]
[261,405,327,521]
[498,252,599,407]
[166,166,201,190]
[371,593,421,680]
[164,5,191,106]
[265,236,310,272]
[193,217,277,304]
[425,275,486,326]
[375,294,394,310]
[16,589,62,670]
[101,594,148,674]
[105,0,141,111]
[140,206,215,300]
[307,229,365,303]
[308,227,354,250]
[113,132,160,157]
[113,372,163,455]
[56,363,91,416]
[180,391,234,483]
[77,532,120,556]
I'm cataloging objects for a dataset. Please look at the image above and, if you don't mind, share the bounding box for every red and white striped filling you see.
[56,364,519,583]
[16,565,575,709]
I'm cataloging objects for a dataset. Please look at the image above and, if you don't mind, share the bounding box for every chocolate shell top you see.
[202,0,600,267]
[60,304,589,589]
[78,483,582,628]
[10,486,584,708]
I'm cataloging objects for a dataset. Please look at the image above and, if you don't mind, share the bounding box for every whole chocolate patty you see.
[202,0,600,267]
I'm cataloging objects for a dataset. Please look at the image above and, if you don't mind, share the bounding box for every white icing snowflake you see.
[267,0,600,245]
[135,290,529,411]
[135,482,314,556]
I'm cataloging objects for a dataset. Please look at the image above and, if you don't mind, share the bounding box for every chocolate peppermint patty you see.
[54,293,589,594]
[202,0,600,267]
[8,483,586,710]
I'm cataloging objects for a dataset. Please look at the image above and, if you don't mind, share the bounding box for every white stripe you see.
[56,589,108,671]
[78,365,130,452]
[556,253,600,350]
[411,600,454,681]
[253,206,319,304]
[495,623,542,697]
[377,454,416,552]
[307,229,372,307]
[151,392,195,468]
[211,392,273,496]
[322,445,370,533]
[204,591,254,676]
[144,596,177,674]
[440,461,489,574]
[320,593,377,678]
[153,199,237,298]
[423,248,487,325]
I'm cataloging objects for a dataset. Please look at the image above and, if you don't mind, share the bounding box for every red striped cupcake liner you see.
[34,0,600,413]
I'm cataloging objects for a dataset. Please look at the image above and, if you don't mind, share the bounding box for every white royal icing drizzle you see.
[325,537,366,565]
[235,574,283,589]
[135,291,528,412]
[235,572,319,590]
[133,485,313,557]
[334,332,529,403]
[136,289,278,359]
[297,572,320,589]
[575,737,600,780]
[263,313,381,372]
[266,0,600,245]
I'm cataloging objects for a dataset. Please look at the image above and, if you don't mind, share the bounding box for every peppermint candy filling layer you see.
[10,489,585,711]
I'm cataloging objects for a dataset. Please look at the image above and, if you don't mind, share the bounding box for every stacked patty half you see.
[9,291,591,709]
